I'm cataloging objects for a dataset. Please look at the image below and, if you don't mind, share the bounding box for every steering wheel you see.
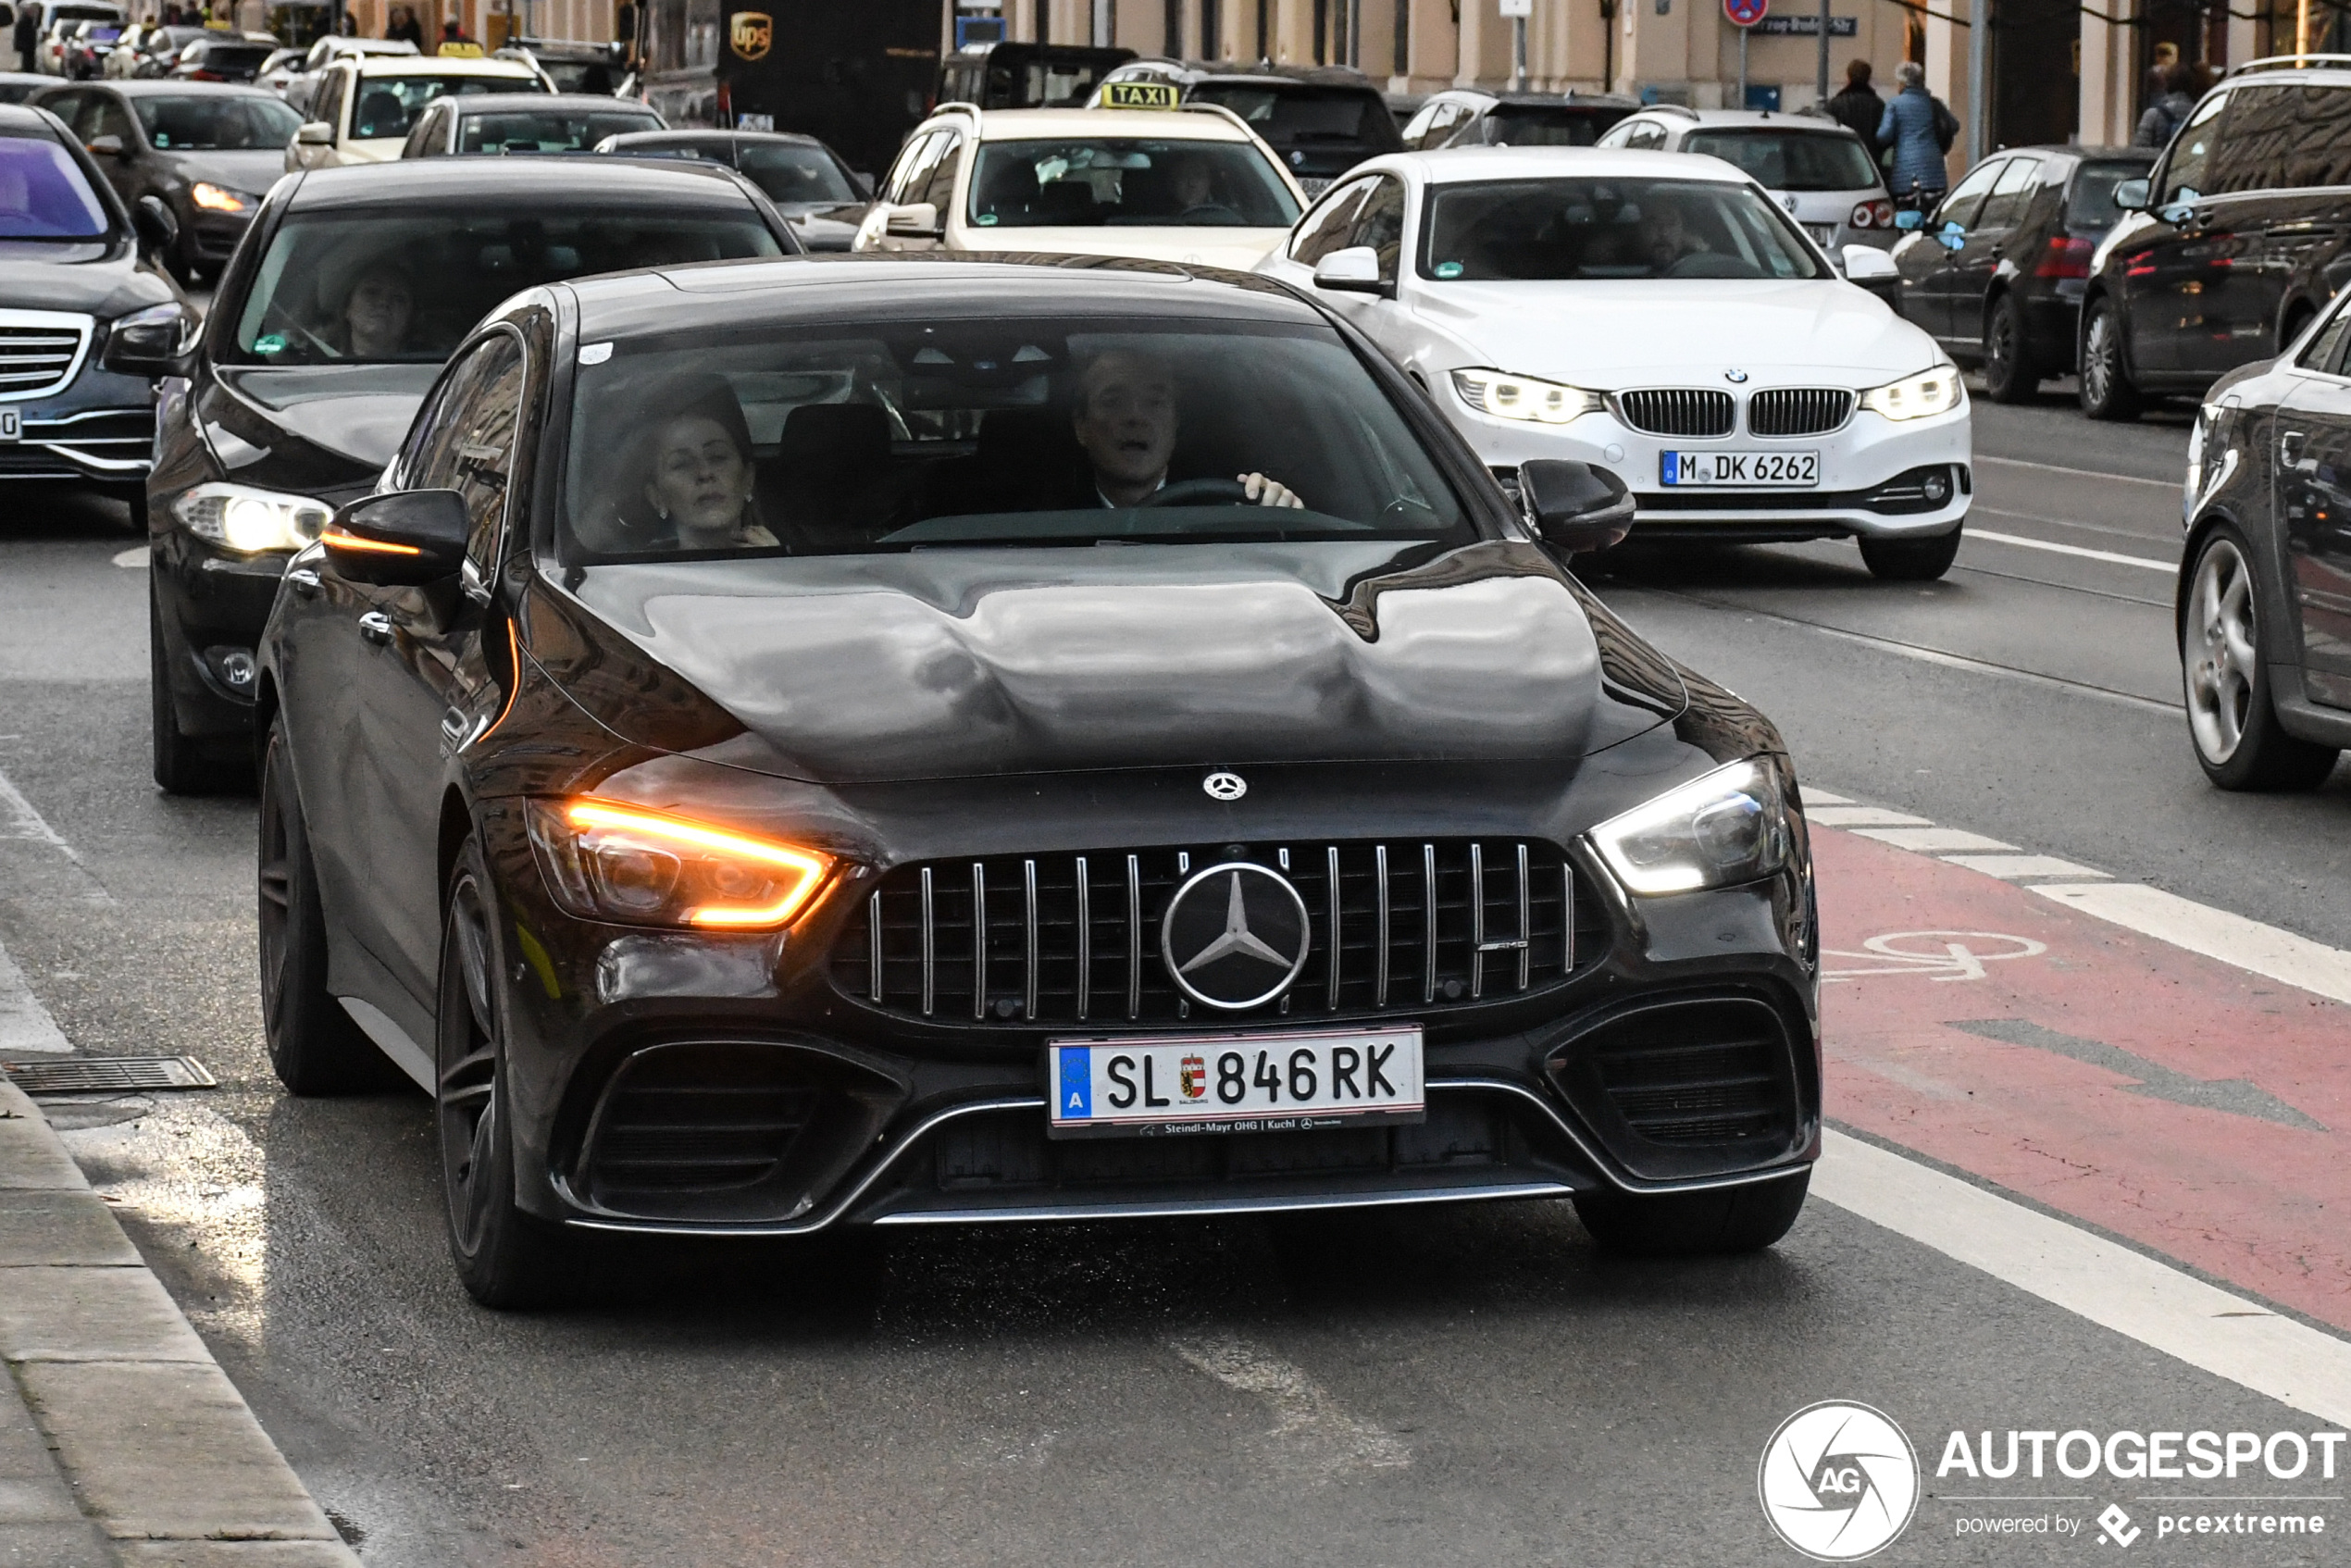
[1177,202,1242,225]
[1139,477,1251,507]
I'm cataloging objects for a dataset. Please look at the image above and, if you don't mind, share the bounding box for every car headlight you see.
[526,797,839,930]
[1587,758,1793,897]
[1450,367,1605,425]
[189,181,248,212]
[1859,364,1965,421]
[168,481,331,553]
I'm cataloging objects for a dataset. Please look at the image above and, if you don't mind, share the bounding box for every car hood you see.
[1408,278,1936,381]
[546,539,1624,784]
[968,229,1287,271]
[212,361,441,469]
[155,147,283,195]
[0,243,172,317]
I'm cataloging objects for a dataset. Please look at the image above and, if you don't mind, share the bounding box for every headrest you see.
[776,402,891,467]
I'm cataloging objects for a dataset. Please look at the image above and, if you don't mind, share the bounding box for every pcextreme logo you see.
[1760,1401,1922,1562]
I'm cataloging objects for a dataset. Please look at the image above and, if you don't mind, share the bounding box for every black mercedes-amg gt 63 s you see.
[254,253,1823,1307]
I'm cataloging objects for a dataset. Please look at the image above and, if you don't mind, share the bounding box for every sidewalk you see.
[1,1075,359,1568]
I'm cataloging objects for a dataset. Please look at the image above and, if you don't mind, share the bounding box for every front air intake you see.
[1545,993,1807,1177]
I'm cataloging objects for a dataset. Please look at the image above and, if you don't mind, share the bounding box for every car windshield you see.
[967,140,1300,229]
[134,94,302,149]
[736,143,860,204]
[563,317,1471,559]
[456,107,661,152]
[1471,104,1615,146]
[350,74,541,140]
[1683,129,1879,192]
[1422,176,1825,280]
[2067,161,2147,230]
[0,133,110,240]
[1188,84,1397,149]
[229,204,781,365]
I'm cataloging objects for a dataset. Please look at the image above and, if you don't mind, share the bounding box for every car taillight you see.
[1850,203,1874,229]
[2037,235,2094,279]
[1870,199,1895,228]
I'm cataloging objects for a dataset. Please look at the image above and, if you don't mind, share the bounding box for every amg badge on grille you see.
[1160,863,1311,1010]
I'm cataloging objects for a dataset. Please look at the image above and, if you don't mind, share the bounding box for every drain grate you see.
[2,1056,218,1094]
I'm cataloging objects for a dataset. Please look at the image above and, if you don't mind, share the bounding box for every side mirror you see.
[132,193,177,255]
[884,199,941,238]
[101,299,193,375]
[295,119,332,144]
[2113,176,2150,213]
[1893,207,1923,231]
[1520,459,1634,554]
[321,489,469,585]
[86,133,122,156]
[1312,244,1391,296]
[1841,244,1898,280]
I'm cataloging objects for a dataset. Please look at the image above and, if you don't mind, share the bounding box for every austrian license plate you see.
[1661,450,1818,487]
[1047,1024,1425,1139]
[0,409,18,442]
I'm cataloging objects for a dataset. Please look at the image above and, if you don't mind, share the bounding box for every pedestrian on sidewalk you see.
[1826,58,1885,164]
[1877,61,1958,208]
[10,3,36,72]
[2135,58,2197,149]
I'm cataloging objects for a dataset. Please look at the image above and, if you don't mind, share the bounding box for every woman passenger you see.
[628,378,778,551]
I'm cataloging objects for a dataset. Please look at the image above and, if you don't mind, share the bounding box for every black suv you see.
[1105,60,1400,196]
[2080,56,2351,419]
[1397,88,1636,151]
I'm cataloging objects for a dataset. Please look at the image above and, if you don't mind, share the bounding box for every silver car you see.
[1598,106,1897,252]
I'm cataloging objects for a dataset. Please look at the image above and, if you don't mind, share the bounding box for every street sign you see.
[1499,0,1531,16]
[1723,0,1766,24]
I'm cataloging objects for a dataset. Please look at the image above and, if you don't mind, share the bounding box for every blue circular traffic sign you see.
[1724,0,1767,25]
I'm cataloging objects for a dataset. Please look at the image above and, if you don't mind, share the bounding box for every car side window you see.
[2159,89,2229,204]
[2300,301,2351,374]
[89,93,133,147]
[1288,176,1374,265]
[1413,101,1471,150]
[2207,84,2292,195]
[1348,175,1406,282]
[39,91,85,136]
[2280,84,2351,189]
[882,130,941,205]
[1933,158,2005,230]
[1625,121,1668,151]
[1975,156,2041,229]
[409,334,529,576]
[918,131,964,215]
[310,68,347,134]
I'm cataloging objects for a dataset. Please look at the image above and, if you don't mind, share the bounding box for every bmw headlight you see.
[169,481,332,553]
[1451,367,1605,425]
[1587,758,1794,897]
[1858,364,1964,421]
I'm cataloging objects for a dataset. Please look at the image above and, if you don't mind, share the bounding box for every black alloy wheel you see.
[437,837,575,1308]
[2078,299,2142,421]
[1574,1170,1810,1255]
[1858,526,1962,581]
[2181,527,2342,790]
[151,587,248,795]
[258,718,395,1092]
[1981,293,2039,404]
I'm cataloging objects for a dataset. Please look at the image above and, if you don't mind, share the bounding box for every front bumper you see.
[183,205,257,267]
[0,366,156,485]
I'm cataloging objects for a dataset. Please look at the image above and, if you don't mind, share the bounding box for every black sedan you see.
[29,80,297,282]
[253,253,1823,1306]
[396,92,662,156]
[144,156,799,793]
[166,34,276,84]
[1888,143,2153,403]
[2177,311,2351,790]
[0,103,189,493]
[594,129,870,250]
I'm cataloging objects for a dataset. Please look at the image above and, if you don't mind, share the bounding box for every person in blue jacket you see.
[1877,61,1959,206]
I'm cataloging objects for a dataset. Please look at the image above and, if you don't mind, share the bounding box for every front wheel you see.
[1859,526,1962,581]
[2078,300,2142,421]
[152,590,247,795]
[2182,529,2341,790]
[1574,1170,1810,1255]
[1982,293,2040,404]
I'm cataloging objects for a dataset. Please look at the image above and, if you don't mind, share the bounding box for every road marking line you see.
[1167,1333,1409,1476]
[1807,805,1934,828]
[1940,852,2110,880]
[1814,1129,2351,1426]
[1969,528,2178,574]
[1800,789,1854,805]
[2031,881,2351,1008]
[0,937,71,1054]
[1975,454,2183,492]
[1850,826,2019,853]
[0,765,110,906]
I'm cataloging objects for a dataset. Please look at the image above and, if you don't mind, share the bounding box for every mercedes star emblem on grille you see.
[1202,770,1248,801]
[1159,862,1311,1010]
[1724,368,1748,383]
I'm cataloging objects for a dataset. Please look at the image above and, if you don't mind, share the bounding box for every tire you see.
[2077,298,2142,421]
[1859,525,1962,581]
[1981,293,2040,404]
[1574,1170,1811,1256]
[258,719,396,1093]
[150,591,246,795]
[2181,528,2342,790]
[437,836,577,1309]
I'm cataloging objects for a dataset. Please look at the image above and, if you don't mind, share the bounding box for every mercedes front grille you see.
[0,311,93,401]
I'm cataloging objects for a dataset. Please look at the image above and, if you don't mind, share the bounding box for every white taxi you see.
[852,81,1306,271]
[285,53,546,172]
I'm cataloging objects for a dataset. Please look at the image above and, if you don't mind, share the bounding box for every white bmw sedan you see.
[1257,147,1972,579]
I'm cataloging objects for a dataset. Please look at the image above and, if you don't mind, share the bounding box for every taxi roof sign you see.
[1100,80,1179,110]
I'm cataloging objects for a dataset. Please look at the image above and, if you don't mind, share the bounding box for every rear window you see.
[0,133,110,240]
[1469,104,1621,147]
[967,139,1300,229]
[1188,84,1402,151]
[456,107,661,152]
[1683,129,1880,193]
[736,143,860,204]
[2066,161,2148,230]
[134,93,302,149]
[227,204,780,364]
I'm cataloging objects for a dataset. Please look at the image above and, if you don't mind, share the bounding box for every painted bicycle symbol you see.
[1821,930,2048,984]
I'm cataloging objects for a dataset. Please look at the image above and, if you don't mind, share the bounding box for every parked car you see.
[937,39,1134,109]
[285,51,544,171]
[1400,88,1636,151]
[398,91,659,156]
[491,39,620,95]
[1103,60,1402,196]
[2079,56,2351,421]
[57,17,124,78]
[30,79,298,280]
[143,156,799,792]
[0,101,192,499]
[1257,146,1970,579]
[27,0,121,74]
[167,33,274,83]
[595,127,869,249]
[1598,106,1897,257]
[2173,300,2351,788]
[274,34,415,117]
[1888,144,2153,403]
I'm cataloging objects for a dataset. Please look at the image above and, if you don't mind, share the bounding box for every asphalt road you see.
[2,384,2347,1567]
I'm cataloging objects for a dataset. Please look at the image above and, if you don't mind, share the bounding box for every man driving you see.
[1071,349,1302,509]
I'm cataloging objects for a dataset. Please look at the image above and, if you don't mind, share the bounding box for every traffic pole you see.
[1724,0,1765,109]
[1815,0,1829,106]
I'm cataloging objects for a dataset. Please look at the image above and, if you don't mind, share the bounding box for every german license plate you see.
[0,409,18,442]
[1805,222,1838,245]
[1047,1024,1425,1139]
[1661,450,1818,487]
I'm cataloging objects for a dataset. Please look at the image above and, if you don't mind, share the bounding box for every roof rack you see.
[1646,102,1701,119]
[2225,53,2351,76]
[931,99,983,122]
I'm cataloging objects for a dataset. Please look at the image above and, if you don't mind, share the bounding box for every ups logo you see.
[729,11,772,59]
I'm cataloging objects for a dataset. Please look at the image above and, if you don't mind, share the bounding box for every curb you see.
[0,1076,360,1568]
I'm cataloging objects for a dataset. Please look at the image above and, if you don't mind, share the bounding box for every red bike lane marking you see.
[1814,827,2351,1334]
